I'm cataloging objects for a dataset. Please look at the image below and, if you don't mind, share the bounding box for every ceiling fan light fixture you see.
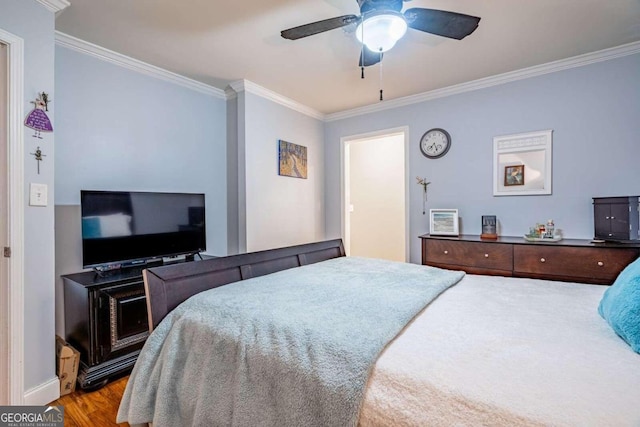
[355,11,407,53]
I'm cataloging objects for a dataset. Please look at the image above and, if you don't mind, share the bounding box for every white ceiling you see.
[55,0,640,114]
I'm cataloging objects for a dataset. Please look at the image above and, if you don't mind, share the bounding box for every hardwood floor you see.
[50,376,130,427]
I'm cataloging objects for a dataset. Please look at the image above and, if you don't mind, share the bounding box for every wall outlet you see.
[29,183,48,207]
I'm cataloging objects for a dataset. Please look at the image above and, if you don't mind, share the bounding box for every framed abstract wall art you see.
[278,140,307,179]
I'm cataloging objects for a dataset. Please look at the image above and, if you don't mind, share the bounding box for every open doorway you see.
[342,128,409,262]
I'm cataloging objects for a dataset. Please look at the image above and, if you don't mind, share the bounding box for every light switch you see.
[29,183,48,207]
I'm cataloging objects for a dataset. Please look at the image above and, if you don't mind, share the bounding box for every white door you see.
[0,41,8,405]
[346,131,406,262]
[0,29,24,406]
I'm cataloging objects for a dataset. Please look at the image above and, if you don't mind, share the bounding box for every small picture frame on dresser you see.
[481,215,498,240]
[430,209,459,236]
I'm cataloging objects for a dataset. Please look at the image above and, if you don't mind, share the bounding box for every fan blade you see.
[358,47,382,67]
[281,15,360,40]
[404,8,480,40]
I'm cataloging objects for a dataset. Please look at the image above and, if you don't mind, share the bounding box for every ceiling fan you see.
[281,0,481,67]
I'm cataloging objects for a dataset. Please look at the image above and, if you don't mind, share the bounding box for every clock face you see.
[420,128,451,159]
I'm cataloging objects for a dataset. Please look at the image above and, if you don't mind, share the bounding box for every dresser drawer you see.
[424,239,512,271]
[513,245,638,283]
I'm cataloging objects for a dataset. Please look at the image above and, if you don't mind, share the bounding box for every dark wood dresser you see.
[420,234,640,285]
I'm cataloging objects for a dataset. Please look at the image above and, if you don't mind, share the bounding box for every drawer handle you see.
[540,258,546,263]
[484,253,489,258]
[444,250,448,255]
[608,233,613,237]
[611,216,615,220]
[598,261,604,267]
[605,216,610,220]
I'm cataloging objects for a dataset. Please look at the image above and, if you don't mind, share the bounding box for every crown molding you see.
[36,0,70,13]
[55,31,226,99]
[225,87,238,100]
[52,30,640,121]
[325,40,640,122]
[228,80,245,94]
[228,79,325,121]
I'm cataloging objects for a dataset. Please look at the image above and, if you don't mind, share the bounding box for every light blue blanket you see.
[117,256,464,427]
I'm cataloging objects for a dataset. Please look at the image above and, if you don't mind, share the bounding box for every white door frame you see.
[340,126,410,261]
[0,28,25,406]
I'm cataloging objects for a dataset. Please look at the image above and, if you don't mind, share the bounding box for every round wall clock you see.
[420,128,451,159]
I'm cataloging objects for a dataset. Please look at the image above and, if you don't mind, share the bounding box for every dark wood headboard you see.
[143,239,345,331]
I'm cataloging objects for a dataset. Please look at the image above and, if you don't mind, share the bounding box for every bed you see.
[117,239,640,426]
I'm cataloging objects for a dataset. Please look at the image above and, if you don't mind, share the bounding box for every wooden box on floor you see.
[56,335,80,396]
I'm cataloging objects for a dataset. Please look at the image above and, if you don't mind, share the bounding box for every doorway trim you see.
[0,28,25,406]
[340,126,410,261]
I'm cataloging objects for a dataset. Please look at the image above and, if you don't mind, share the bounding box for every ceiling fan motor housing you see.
[356,10,408,53]
[358,0,404,14]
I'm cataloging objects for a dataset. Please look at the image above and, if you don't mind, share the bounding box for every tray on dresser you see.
[523,235,562,242]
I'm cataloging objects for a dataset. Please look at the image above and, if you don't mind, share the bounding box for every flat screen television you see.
[81,190,206,268]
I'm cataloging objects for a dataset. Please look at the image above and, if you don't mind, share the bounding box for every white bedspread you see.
[360,274,640,426]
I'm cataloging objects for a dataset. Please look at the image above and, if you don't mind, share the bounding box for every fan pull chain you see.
[379,50,383,101]
[360,18,365,79]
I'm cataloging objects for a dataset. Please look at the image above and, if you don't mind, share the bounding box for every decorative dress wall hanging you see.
[24,92,53,138]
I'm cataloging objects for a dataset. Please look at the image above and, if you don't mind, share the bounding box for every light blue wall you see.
[239,91,325,252]
[325,53,640,264]
[226,96,239,254]
[227,89,326,254]
[54,45,228,342]
[55,46,228,256]
[0,0,57,396]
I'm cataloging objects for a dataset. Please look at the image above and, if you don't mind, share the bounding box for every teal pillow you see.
[598,256,640,353]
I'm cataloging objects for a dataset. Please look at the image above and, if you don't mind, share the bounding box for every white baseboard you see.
[24,377,59,405]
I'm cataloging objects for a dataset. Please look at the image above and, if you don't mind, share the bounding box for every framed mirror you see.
[493,130,552,196]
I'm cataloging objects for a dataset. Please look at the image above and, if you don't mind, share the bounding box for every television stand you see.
[62,254,213,391]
